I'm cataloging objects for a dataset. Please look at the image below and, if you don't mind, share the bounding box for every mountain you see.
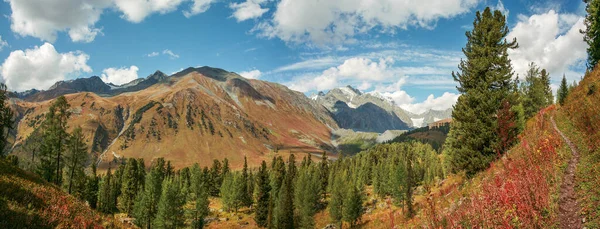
[25,76,112,101]
[9,67,338,170]
[314,85,452,130]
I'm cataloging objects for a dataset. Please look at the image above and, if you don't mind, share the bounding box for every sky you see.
[0,0,589,114]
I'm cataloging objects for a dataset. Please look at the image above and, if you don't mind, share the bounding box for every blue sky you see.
[0,0,589,113]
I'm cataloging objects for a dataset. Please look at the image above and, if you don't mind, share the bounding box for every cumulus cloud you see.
[184,0,218,18]
[507,10,587,82]
[230,0,269,22]
[254,0,479,46]
[6,0,110,43]
[101,65,139,85]
[239,69,262,79]
[0,43,92,91]
[399,92,459,114]
[114,0,185,23]
[5,0,216,43]
[0,36,7,51]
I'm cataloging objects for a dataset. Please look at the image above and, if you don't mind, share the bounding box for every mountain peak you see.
[340,85,362,96]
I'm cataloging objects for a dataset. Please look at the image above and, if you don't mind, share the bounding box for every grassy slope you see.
[0,160,122,229]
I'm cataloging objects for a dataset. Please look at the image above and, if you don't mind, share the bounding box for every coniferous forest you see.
[2,2,600,228]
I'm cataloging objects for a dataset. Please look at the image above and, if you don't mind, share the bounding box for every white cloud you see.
[399,92,460,114]
[162,49,180,59]
[274,57,341,72]
[493,0,509,19]
[6,0,111,43]
[101,65,139,85]
[184,0,218,18]
[239,69,262,79]
[230,0,269,22]
[254,0,479,46]
[147,52,160,57]
[114,0,185,23]
[0,43,92,91]
[508,10,587,83]
[0,36,7,51]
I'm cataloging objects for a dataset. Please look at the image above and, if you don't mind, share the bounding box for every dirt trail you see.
[551,117,582,229]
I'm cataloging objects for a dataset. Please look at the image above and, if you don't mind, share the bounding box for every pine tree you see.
[558,74,569,105]
[343,185,365,227]
[540,69,554,106]
[63,127,88,197]
[190,181,210,229]
[319,152,329,201]
[120,158,142,215]
[98,167,115,214]
[220,172,244,212]
[273,175,294,229]
[294,166,320,228]
[83,163,99,209]
[209,159,222,196]
[582,0,600,69]
[241,156,252,207]
[254,161,271,227]
[329,172,346,228]
[38,96,71,184]
[0,83,13,156]
[154,178,185,229]
[444,7,518,177]
[134,165,164,229]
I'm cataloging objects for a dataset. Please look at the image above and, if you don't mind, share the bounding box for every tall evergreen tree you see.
[134,164,164,229]
[154,178,185,229]
[83,163,99,209]
[208,159,222,196]
[190,180,210,229]
[241,156,252,207]
[294,166,320,228]
[254,161,271,227]
[220,172,244,212]
[329,171,346,229]
[444,7,518,176]
[0,83,13,156]
[582,0,600,69]
[38,96,71,184]
[63,127,88,196]
[343,185,365,228]
[319,152,329,201]
[558,74,569,105]
[273,175,294,229]
[98,167,115,214]
[120,158,142,215]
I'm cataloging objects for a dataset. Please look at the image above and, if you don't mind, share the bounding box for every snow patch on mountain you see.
[411,118,425,127]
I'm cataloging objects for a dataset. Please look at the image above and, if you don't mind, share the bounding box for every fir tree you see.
[558,74,569,105]
[98,167,115,214]
[241,156,252,207]
[343,185,365,227]
[254,161,271,227]
[582,0,600,69]
[444,7,518,177]
[120,158,142,215]
[83,163,99,209]
[63,127,88,197]
[154,178,185,229]
[294,166,320,228]
[134,165,164,229]
[38,96,71,184]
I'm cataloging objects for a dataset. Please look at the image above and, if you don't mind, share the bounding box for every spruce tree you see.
[273,175,294,229]
[98,167,115,214]
[294,166,320,228]
[0,83,13,156]
[329,172,346,229]
[154,178,185,229]
[38,96,71,184]
[582,0,600,69]
[558,74,569,105]
[444,7,518,177]
[134,166,163,229]
[120,158,141,215]
[63,127,88,196]
[83,163,99,209]
[241,156,252,207]
[343,185,365,227]
[254,161,271,227]
[209,159,222,196]
[319,152,329,201]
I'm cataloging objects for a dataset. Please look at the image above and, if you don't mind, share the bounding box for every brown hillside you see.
[10,68,338,170]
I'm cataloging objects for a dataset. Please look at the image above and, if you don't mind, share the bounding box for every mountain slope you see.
[10,67,337,170]
[0,159,113,228]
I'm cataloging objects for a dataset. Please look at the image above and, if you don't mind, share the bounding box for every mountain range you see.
[7,67,451,169]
